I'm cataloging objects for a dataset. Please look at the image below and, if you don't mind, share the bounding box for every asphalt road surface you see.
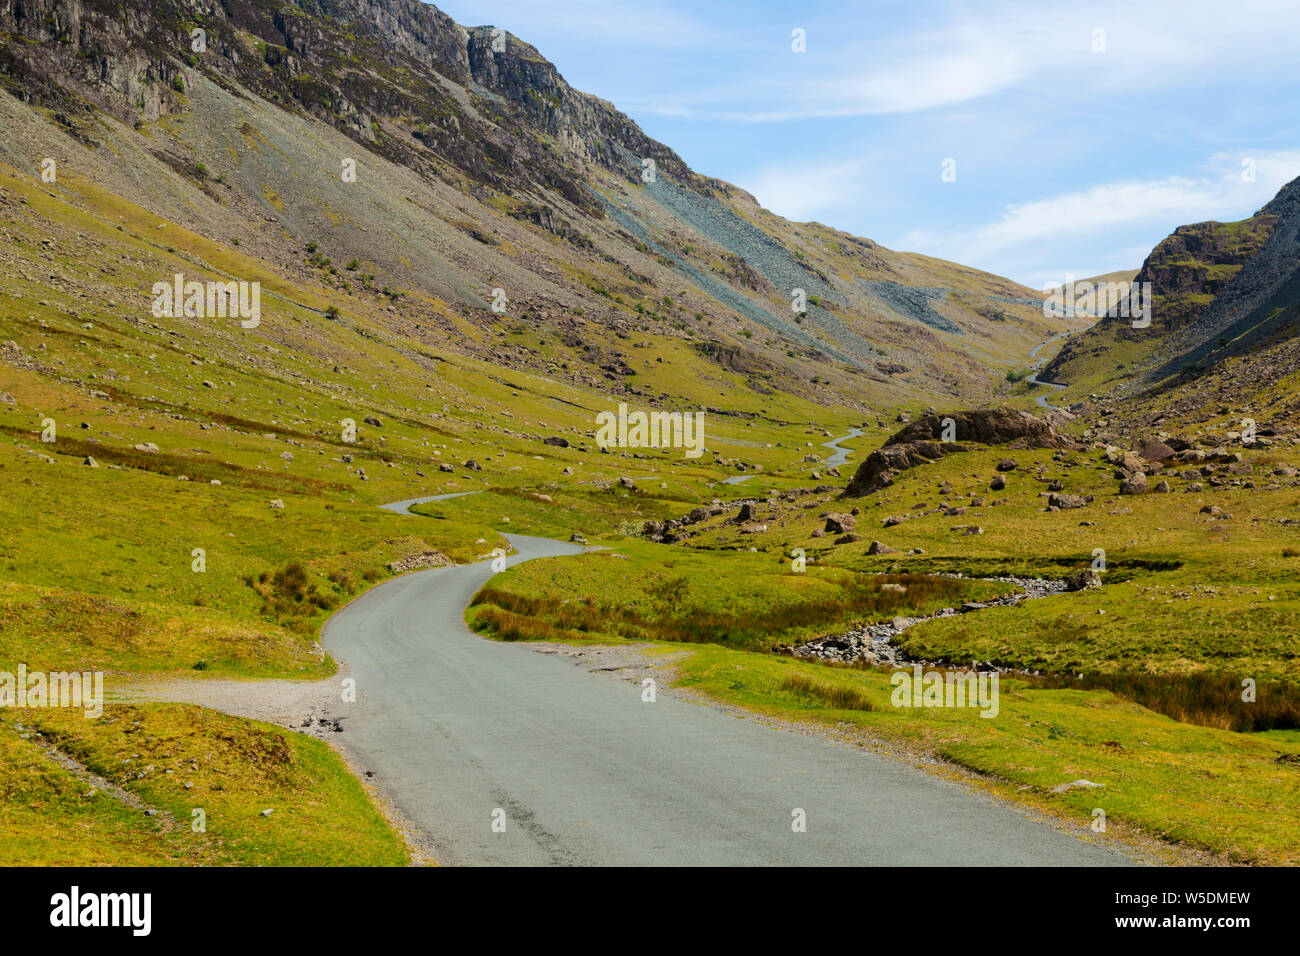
[323,526,1133,866]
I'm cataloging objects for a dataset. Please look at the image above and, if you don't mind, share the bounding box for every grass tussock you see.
[1023,670,1300,733]
[244,561,341,630]
[779,673,875,711]
[470,604,584,643]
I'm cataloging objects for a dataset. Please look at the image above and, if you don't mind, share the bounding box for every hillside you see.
[2,0,1298,870]
[0,0,1071,411]
[1043,177,1300,429]
[0,0,1072,866]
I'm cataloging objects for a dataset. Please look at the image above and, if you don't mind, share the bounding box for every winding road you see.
[1026,326,1091,410]
[320,490,1134,866]
[821,427,865,466]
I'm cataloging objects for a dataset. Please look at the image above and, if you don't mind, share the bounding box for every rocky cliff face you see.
[1132,216,1279,332]
[1158,175,1300,366]
[0,0,1060,405]
[0,0,698,213]
[1043,210,1279,383]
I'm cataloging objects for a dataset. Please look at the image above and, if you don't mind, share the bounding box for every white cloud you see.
[737,158,875,222]
[635,0,1300,122]
[899,150,1300,273]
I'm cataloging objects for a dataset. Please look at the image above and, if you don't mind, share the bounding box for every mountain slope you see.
[1045,176,1300,400]
[0,0,1070,408]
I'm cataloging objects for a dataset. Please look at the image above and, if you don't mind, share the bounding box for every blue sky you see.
[434,0,1300,289]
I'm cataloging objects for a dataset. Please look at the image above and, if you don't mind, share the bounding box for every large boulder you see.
[886,409,1078,451]
[843,440,957,496]
[824,512,856,534]
[1065,568,1102,591]
[844,409,1076,498]
[1120,472,1149,494]
[1048,492,1089,509]
[1139,438,1176,462]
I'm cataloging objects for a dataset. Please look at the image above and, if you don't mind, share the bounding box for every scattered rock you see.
[1050,779,1104,794]
[1048,492,1088,510]
[386,551,451,573]
[824,512,856,534]
[1065,568,1102,591]
[1119,472,1148,494]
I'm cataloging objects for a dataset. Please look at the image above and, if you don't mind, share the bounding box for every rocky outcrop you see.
[1131,218,1279,333]
[885,409,1077,450]
[843,409,1076,497]
[843,440,962,497]
[0,0,700,214]
[1043,175,1300,416]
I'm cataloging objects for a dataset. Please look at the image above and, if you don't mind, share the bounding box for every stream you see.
[794,575,1070,669]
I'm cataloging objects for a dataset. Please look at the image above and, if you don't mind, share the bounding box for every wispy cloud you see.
[898,150,1300,283]
[632,0,1300,121]
[737,157,877,222]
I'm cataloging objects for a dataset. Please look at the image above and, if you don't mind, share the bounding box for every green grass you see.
[468,540,1013,651]
[1,703,408,866]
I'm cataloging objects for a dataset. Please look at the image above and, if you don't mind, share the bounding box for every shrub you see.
[779,673,874,711]
[1022,671,1300,733]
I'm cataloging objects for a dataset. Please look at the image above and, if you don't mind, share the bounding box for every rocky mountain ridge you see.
[0,0,1070,408]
